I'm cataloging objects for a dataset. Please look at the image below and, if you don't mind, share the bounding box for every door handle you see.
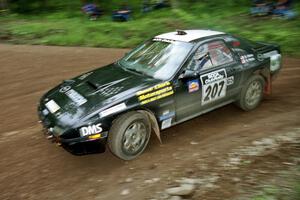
[228,66,242,73]
[228,68,236,73]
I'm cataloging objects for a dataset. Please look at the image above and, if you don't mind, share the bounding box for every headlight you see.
[52,126,64,136]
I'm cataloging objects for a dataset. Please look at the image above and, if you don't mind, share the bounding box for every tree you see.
[0,0,8,10]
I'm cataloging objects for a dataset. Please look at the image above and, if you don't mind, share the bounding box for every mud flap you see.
[265,72,272,95]
[138,110,162,144]
[258,68,272,95]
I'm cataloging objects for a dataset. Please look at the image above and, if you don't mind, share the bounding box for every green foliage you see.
[292,182,300,200]
[1,1,300,56]
[251,176,300,200]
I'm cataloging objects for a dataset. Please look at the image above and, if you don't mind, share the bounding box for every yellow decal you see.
[88,134,101,140]
[153,81,171,90]
[136,82,174,105]
[138,86,173,101]
[136,82,171,96]
[141,90,174,105]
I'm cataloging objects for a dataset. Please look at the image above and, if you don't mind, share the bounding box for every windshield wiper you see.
[118,61,153,78]
[122,66,152,78]
[128,68,154,78]
[125,67,142,74]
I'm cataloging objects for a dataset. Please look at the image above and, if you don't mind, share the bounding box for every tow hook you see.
[45,127,61,146]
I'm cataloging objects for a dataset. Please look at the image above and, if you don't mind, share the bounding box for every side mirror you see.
[178,69,198,80]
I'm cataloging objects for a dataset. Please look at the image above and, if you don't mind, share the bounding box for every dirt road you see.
[0,44,299,200]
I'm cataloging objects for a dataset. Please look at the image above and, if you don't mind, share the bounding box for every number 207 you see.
[204,81,225,102]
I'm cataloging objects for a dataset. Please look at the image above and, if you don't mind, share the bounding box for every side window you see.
[187,40,233,71]
[208,41,233,66]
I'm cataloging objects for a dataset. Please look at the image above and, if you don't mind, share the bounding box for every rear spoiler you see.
[251,42,281,54]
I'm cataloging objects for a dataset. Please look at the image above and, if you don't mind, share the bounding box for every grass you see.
[251,183,300,200]
[293,182,300,200]
[251,167,300,200]
[0,2,300,56]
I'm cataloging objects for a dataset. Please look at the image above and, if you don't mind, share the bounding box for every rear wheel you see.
[108,111,151,160]
[236,75,265,111]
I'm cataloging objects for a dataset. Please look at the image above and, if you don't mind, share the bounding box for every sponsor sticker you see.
[187,79,200,93]
[161,118,172,130]
[227,76,234,86]
[100,103,127,118]
[65,89,87,106]
[45,100,60,113]
[240,54,255,64]
[136,82,174,105]
[153,38,174,43]
[59,85,87,106]
[200,69,227,105]
[159,110,175,121]
[59,86,71,93]
[137,82,171,96]
[79,123,103,137]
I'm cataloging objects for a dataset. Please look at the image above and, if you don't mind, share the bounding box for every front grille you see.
[42,118,52,127]
[59,130,80,139]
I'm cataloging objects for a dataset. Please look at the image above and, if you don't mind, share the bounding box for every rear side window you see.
[208,41,233,66]
[188,40,233,71]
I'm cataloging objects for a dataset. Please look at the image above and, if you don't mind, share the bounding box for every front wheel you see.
[236,75,265,111]
[108,111,151,160]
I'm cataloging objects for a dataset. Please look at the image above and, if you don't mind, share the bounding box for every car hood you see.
[39,63,160,127]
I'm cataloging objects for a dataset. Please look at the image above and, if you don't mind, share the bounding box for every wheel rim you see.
[245,80,262,107]
[122,121,147,155]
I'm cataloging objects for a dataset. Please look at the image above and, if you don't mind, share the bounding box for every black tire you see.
[236,75,265,111]
[108,111,151,160]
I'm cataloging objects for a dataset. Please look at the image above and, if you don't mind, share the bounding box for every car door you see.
[174,39,243,122]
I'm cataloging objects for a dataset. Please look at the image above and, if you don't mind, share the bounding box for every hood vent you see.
[87,81,99,90]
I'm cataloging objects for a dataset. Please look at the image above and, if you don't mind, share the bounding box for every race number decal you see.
[200,69,227,105]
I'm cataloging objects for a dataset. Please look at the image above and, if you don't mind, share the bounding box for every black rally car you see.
[38,30,281,160]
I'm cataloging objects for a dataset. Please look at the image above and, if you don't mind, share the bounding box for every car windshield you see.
[119,39,193,80]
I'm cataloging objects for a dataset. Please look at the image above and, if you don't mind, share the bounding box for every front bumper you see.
[38,103,109,155]
[61,137,107,155]
[43,127,108,155]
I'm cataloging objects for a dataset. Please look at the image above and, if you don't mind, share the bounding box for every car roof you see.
[154,30,225,43]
